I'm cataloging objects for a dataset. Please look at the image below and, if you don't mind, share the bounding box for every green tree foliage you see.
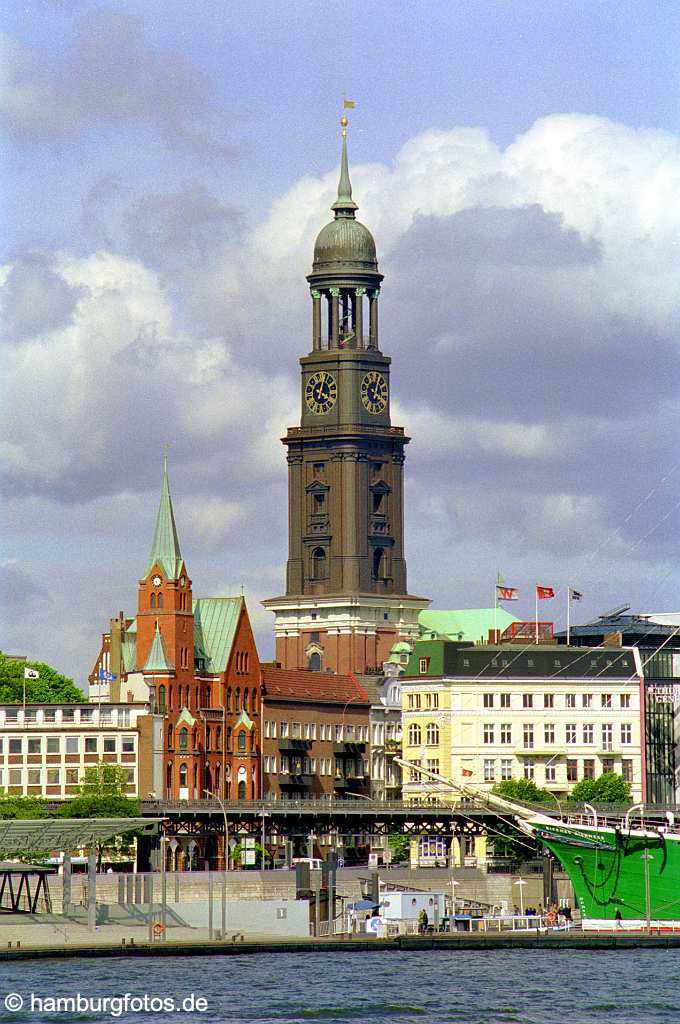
[0,652,84,704]
[59,763,140,819]
[388,833,411,863]
[0,793,49,819]
[229,841,271,869]
[491,778,553,805]
[59,763,140,868]
[490,779,554,863]
[569,773,631,805]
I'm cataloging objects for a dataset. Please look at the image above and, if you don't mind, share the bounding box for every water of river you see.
[0,949,677,1023]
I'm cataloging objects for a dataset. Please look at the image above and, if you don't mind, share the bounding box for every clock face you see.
[305,371,337,415]
[152,575,162,587]
[361,371,388,414]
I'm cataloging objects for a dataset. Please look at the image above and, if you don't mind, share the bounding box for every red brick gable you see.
[261,666,369,706]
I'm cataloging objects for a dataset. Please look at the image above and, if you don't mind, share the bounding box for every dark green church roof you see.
[145,456,184,581]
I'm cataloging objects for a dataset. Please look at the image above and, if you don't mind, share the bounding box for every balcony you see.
[279,774,314,787]
[333,741,366,755]
[279,738,312,753]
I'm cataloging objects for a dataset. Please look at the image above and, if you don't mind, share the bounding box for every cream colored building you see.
[401,641,644,861]
[0,702,163,800]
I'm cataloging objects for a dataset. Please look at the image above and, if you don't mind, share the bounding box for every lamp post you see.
[642,849,654,933]
[205,788,227,940]
[448,877,460,926]
[514,877,527,917]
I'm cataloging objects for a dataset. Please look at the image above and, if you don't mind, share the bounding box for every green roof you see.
[193,597,243,673]
[419,608,517,644]
[391,641,413,654]
[145,456,184,581]
[142,622,174,672]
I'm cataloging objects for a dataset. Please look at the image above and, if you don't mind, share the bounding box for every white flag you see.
[24,667,39,679]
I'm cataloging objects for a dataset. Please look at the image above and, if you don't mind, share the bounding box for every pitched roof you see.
[193,597,243,673]
[419,608,517,643]
[142,623,174,672]
[145,456,184,580]
[262,666,369,706]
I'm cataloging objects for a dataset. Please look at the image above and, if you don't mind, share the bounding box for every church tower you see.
[264,117,429,674]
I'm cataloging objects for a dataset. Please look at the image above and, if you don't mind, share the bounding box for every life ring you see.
[545,910,557,926]
[153,922,165,938]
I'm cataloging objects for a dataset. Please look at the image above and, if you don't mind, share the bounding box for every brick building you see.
[90,458,262,802]
[261,666,370,801]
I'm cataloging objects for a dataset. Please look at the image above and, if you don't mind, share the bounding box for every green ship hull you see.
[528,819,680,927]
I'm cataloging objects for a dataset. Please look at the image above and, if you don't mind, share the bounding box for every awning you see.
[0,818,162,855]
[347,899,379,911]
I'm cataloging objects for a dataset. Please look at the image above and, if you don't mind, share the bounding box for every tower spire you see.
[146,455,183,579]
[331,115,358,219]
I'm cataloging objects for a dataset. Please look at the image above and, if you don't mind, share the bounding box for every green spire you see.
[145,455,183,580]
[331,116,358,218]
[142,622,174,672]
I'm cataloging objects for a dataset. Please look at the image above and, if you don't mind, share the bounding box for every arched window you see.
[216,725,222,749]
[179,763,187,787]
[157,593,163,609]
[205,686,211,706]
[179,728,188,750]
[226,688,232,712]
[150,593,156,609]
[168,685,173,711]
[237,781,246,800]
[192,727,197,749]
[166,762,172,792]
[251,689,257,714]
[373,547,385,580]
[167,724,173,748]
[408,723,421,746]
[226,727,232,751]
[235,688,240,711]
[237,731,246,753]
[159,685,166,711]
[193,764,198,790]
[244,652,249,673]
[214,763,221,793]
[426,723,439,745]
[312,547,326,580]
[309,652,321,671]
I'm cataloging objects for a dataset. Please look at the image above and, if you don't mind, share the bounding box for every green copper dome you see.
[313,217,377,270]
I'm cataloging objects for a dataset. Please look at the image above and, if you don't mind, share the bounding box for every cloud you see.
[3,112,679,680]
[0,10,233,158]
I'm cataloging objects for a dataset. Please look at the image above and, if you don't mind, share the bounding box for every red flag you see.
[496,585,518,601]
[536,585,555,600]
[461,768,473,777]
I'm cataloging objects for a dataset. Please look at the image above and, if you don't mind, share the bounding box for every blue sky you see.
[2,0,679,682]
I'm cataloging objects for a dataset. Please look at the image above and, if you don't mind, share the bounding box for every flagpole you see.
[535,587,539,646]
[494,571,498,642]
[567,588,571,646]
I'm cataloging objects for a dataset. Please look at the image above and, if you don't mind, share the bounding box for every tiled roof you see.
[262,667,369,706]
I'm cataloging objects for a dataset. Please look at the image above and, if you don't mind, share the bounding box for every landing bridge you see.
[141,798,505,840]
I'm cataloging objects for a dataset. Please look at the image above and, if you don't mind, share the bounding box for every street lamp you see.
[514,877,527,917]
[204,789,229,871]
[642,849,654,933]
[205,788,228,940]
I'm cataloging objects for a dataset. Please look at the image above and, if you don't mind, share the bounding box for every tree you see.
[0,652,84,704]
[59,763,141,868]
[388,833,411,863]
[490,780,553,863]
[491,778,553,806]
[0,793,48,819]
[229,841,271,869]
[569,773,631,805]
